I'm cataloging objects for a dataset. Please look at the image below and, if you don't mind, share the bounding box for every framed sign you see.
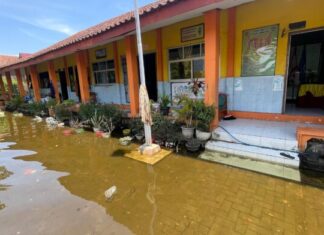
[241,24,279,77]
[181,24,204,42]
[95,48,106,59]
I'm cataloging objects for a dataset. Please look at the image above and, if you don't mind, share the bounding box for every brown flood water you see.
[1,114,324,235]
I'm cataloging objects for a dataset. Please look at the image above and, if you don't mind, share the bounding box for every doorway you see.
[142,53,158,101]
[59,71,69,101]
[285,29,324,116]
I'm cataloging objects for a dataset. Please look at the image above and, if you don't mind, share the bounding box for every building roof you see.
[0,55,19,68]
[0,0,177,70]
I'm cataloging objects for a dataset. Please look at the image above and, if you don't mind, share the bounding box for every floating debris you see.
[12,112,23,117]
[104,185,117,200]
[32,116,42,123]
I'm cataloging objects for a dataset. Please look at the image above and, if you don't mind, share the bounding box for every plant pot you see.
[160,107,170,116]
[102,132,111,138]
[93,127,100,133]
[185,139,201,152]
[122,129,131,136]
[181,126,195,139]
[75,128,84,134]
[196,130,211,141]
[48,107,55,117]
[135,134,144,141]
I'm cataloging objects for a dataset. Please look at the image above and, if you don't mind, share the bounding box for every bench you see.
[297,127,324,151]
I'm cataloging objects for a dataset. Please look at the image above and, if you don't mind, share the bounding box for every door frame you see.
[282,26,324,114]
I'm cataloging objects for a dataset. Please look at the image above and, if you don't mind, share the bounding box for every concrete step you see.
[199,149,301,182]
[205,140,299,169]
[212,126,298,152]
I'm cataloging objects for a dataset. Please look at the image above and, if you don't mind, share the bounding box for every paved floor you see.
[285,104,324,117]
[217,119,324,141]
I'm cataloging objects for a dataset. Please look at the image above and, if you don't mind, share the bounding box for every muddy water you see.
[1,114,324,234]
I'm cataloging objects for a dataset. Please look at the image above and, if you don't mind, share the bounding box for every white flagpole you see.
[134,0,152,145]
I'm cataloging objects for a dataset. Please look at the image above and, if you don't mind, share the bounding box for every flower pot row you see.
[181,126,211,141]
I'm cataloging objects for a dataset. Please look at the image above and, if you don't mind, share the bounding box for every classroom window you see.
[92,60,116,85]
[68,67,76,92]
[169,43,205,80]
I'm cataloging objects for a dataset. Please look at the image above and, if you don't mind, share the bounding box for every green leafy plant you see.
[193,100,215,132]
[129,118,144,135]
[89,110,105,130]
[45,98,57,109]
[5,96,24,112]
[55,104,72,121]
[176,95,196,128]
[79,103,97,121]
[62,99,76,106]
[159,95,171,109]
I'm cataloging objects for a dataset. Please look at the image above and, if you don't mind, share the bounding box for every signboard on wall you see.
[95,48,106,59]
[241,24,279,77]
[181,24,204,42]
[171,82,204,101]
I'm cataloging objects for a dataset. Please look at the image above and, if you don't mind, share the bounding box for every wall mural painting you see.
[241,24,279,77]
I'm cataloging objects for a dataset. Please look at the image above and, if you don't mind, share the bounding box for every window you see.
[169,43,205,81]
[92,60,116,85]
[38,72,50,89]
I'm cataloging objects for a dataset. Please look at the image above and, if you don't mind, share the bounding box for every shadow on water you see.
[1,113,324,234]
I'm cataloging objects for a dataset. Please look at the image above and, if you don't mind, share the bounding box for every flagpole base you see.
[139,144,161,156]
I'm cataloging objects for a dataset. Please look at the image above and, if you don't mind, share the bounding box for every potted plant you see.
[69,118,84,134]
[194,100,215,141]
[129,118,144,140]
[45,98,57,117]
[159,95,171,116]
[89,110,105,132]
[101,117,115,138]
[176,95,196,139]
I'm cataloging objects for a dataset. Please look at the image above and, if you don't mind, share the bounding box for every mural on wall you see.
[241,24,279,77]
[171,82,204,101]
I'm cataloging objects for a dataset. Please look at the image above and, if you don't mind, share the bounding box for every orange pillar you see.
[75,50,90,103]
[15,69,26,97]
[48,61,60,102]
[226,7,236,78]
[5,71,14,98]
[156,28,164,83]
[29,66,41,102]
[0,74,6,98]
[204,9,220,127]
[113,41,121,83]
[125,35,139,117]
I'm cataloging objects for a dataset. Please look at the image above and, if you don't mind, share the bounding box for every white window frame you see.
[168,43,205,82]
[92,60,116,85]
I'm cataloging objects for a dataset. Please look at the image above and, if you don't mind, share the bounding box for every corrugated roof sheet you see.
[1,0,178,69]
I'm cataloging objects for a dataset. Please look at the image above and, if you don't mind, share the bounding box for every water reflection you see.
[1,114,324,234]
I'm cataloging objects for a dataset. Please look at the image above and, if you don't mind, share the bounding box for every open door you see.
[285,29,324,116]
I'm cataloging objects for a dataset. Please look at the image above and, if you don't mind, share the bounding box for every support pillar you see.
[226,7,236,78]
[30,66,41,102]
[113,42,121,83]
[48,61,60,102]
[5,71,14,98]
[15,69,26,97]
[204,9,220,127]
[0,74,6,98]
[75,50,90,103]
[156,28,164,93]
[125,35,139,117]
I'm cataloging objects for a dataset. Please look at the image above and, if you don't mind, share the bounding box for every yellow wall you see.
[235,0,324,77]
[36,62,48,73]
[162,16,205,81]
